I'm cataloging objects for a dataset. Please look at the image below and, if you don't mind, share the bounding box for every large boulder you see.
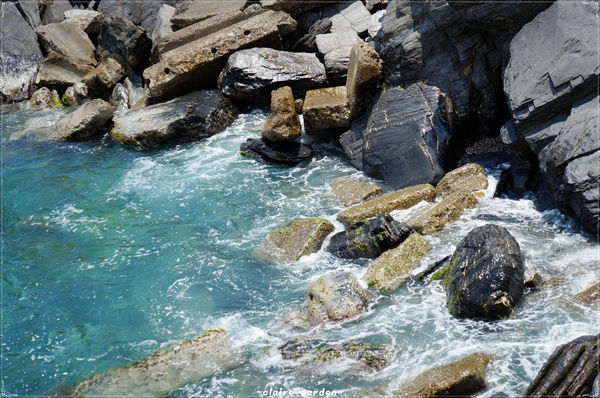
[96,16,152,70]
[97,0,167,36]
[60,328,242,396]
[524,334,599,397]
[35,52,94,89]
[261,86,301,142]
[340,84,450,189]
[171,0,246,29]
[346,41,382,118]
[407,191,479,235]
[111,90,239,149]
[302,86,350,133]
[52,99,114,141]
[240,138,313,166]
[329,177,382,207]
[36,22,97,66]
[442,224,525,320]
[218,48,326,103]
[82,54,130,92]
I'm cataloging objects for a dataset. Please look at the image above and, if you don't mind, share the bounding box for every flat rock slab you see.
[52,99,114,141]
[436,163,488,197]
[302,86,350,133]
[408,191,479,236]
[329,177,382,207]
[240,138,313,166]
[171,0,247,28]
[36,21,97,66]
[322,1,371,36]
[35,52,95,88]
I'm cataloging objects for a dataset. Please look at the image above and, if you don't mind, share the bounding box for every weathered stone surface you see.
[111,83,129,115]
[337,184,436,228]
[322,1,371,36]
[524,334,599,397]
[329,177,382,207]
[219,48,326,103]
[52,99,114,141]
[346,41,382,118]
[443,224,524,320]
[14,0,42,29]
[64,10,102,34]
[36,22,97,66]
[366,0,387,12]
[327,214,412,259]
[365,233,432,293]
[254,218,335,263]
[61,82,89,107]
[151,5,176,50]
[305,271,371,326]
[393,353,494,397]
[97,0,167,36]
[436,163,488,197]
[368,10,385,42]
[292,19,332,52]
[302,86,350,133]
[575,282,600,308]
[111,90,239,149]
[123,73,145,108]
[408,191,479,235]
[171,0,246,29]
[41,0,73,24]
[61,328,241,397]
[82,54,130,91]
[341,84,450,189]
[240,138,313,166]
[262,86,301,142]
[35,52,94,88]
[30,87,60,109]
[96,16,152,70]
[315,31,360,83]
[261,0,342,16]
[503,1,599,134]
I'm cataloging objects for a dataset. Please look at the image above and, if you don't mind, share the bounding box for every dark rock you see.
[52,99,114,141]
[96,16,152,70]
[218,48,326,103]
[327,214,412,259]
[41,0,73,24]
[35,52,94,89]
[524,334,599,397]
[493,153,537,199]
[443,224,524,320]
[36,21,97,66]
[292,18,332,52]
[97,0,167,36]
[261,86,301,142]
[260,0,343,16]
[459,152,511,170]
[524,272,543,291]
[240,138,313,166]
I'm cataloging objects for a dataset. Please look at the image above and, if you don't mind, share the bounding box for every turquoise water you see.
[2,106,598,397]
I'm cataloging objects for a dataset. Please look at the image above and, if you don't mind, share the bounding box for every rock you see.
[13,0,42,29]
[96,16,152,70]
[346,41,382,118]
[261,0,341,16]
[144,10,295,100]
[368,10,386,42]
[151,5,176,50]
[52,99,114,141]
[337,183,436,228]
[524,334,599,397]
[575,282,600,308]
[64,10,102,34]
[365,232,432,293]
[315,31,361,83]
[111,83,129,115]
[36,22,97,66]
[82,54,130,92]
[261,86,301,142]
[524,272,543,291]
[60,328,242,397]
[393,353,494,397]
[366,0,387,12]
[436,163,488,197]
[327,214,412,259]
[97,0,166,36]
[322,1,372,36]
[442,224,524,320]
[341,84,450,190]
[305,271,371,326]
[41,0,73,24]
[171,0,246,29]
[30,87,60,108]
[494,153,536,199]
[0,3,44,103]
[111,90,239,149]
[292,19,332,52]
[61,82,89,107]
[240,138,313,166]
[254,218,335,263]
[329,177,382,207]
[218,48,326,103]
[302,86,350,133]
[123,73,145,108]
[408,190,475,235]
[459,151,511,170]
[35,52,94,89]
[503,1,599,134]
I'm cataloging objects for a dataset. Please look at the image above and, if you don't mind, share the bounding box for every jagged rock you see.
[30,87,60,108]
[123,73,145,108]
[292,19,332,52]
[442,224,524,320]
[575,282,600,308]
[305,271,371,326]
[111,90,238,149]
[524,334,599,397]
[408,191,479,235]
[365,232,432,293]
[60,328,242,397]
[240,138,313,166]
[302,86,350,133]
[41,0,73,24]
[315,31,361,83]
[436,163,488,197]
[151,5,176,50]
[494,153,536,199]
[171,0,246,29]
[82,54,130,91]
[341,84,450,189]
[61,82,89,107]
[346,41,382,118]
[35,52,94,88]
[97,0,166,36]
[218,48,326,103]
[13,0,42,29]
[393,353,494,397]
[337,183,436,228]
[111,83,129,115]
[329,177,382,207]
[52,99,114,141]
[262,86,301,142]
[368,10,385,42]
[322,1,371,36]
[96,16,152,70]
[36,22,97,66]
[64,10,102,34]
[327,214,412,259]
[254,218,335,263]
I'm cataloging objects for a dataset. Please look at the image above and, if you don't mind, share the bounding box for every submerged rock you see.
[407,191,479,235]
[329,177,382,207]
[240,138,313,166]
[261,86,301,142]
[52,99,114,141]
[575,282,600,308]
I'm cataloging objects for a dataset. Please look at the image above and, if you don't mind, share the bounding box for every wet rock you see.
[41,0,73,24]
[36,22,97,66]
[337,183,436,228]
[346,41,382,118]
[393,353,494,397]
[524,334,599,397]
[111,90,239,149]
[82,54,130,92]
[262,87,301,142]
[315,32,361,83]
[327,214,412,259]
[442,224,524,320]
[436,163,488,197]
[64,10,102,34]
[110,83,129,115]
[96,16,152,70]
[171,0,246,29]
[219,48,326,103]
[240,138,313,166]
[302,86,350,133]
[35,52,94,89]
[292,19,332,52]
[150,5,176,50]
[52,99,114,141]
[30,87,61,109]
[329,177,382,207]
[524,272,543,291]
[254,218,335,263]
[365,232,432,293]
[322,1,371,36]
[575,282,600,308]
[408,191,479,235]
[60,328,242,397]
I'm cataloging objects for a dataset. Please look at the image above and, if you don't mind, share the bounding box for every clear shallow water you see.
[1,106,598,397]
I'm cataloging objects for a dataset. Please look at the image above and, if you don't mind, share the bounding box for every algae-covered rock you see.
[393,353,494,397]
[61,328,241,397]
[255,218,335,263]
[575,282,600,308]
[365,233,432,293]
[407,191,479,235]
[329,177,382,207]
[436,163,488,197]
[337,184,436,228]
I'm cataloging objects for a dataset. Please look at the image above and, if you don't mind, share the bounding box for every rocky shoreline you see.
[1,0,598,396]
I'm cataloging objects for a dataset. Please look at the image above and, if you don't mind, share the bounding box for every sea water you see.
[2,106,598,397]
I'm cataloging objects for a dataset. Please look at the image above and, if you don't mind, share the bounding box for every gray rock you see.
[96,16,152,70]
[368,10,386,42]
[366,0,387,12]
[407,191,479,236]
[151,5,176,50]
[316,32,360,83]
[52,99,114,140]
[97,0,167,36]
[62,82,89,107]
[0,3,44,103]
[262,86,301,142]
[240,138,313,166]
[111,90,239,149]
[322,1,371,36]
[123,73,145,108]
[15,0,42,29]
[171,0,246,28]
[36,21,97,66]
[302,86,350,133]
[41,0,73,24]
[219,48,327,103]
[64,10,102,34]
[292,18,332,52]
[35,52,94,88]
[329,177,382,207]
[111,83,129,115]
[82,54,130,92]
